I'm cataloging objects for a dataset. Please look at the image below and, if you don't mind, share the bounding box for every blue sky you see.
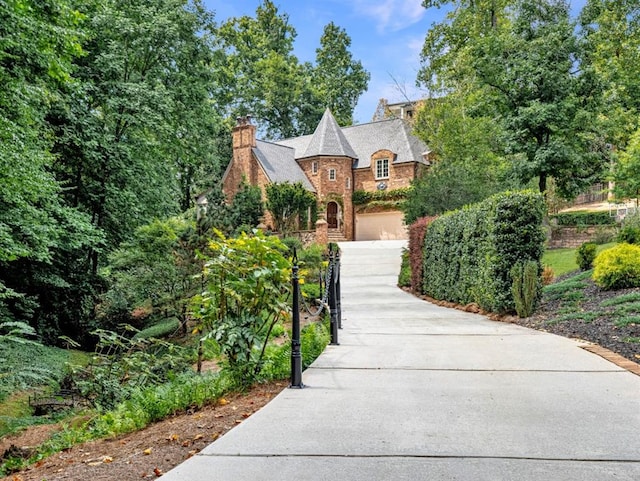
[203,0,588,124]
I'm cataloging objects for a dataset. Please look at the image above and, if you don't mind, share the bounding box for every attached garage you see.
[355,210,408,241]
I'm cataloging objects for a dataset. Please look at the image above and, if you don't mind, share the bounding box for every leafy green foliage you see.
[100,216,200,334]
[617,225,640,245]
[419,0,605,198]
[510,260,540,318]
[552,211,615,226]
[66,329,190,410]
[352,188,411,206]
[403,161,508,225]
[398,249,411,288]
[576,242,598,271]
[593,243,640,290]
[313,22,370,127]
[0,323,59,402]
[193,231,291,384]
[228,182,264,233]
[266,182,317,234]
[216,3,369,138]
[422,190,545,313]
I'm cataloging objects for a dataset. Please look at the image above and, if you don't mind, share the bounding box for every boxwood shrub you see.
[422,190,545,313]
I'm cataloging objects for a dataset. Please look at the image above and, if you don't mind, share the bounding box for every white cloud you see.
[351,0,425,33]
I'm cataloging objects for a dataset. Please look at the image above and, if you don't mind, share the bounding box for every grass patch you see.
[600,292,640,307]
[624,337,640,343]
[543,243,615,277]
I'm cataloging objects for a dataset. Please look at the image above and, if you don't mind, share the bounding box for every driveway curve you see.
[163,240,640,480]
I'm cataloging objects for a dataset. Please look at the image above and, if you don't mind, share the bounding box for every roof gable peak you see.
[301,109,357,159]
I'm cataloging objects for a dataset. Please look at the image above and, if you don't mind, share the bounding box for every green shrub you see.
[422,190,545,313]
[617,225,640,244]
[576,242,597,271]
[281,236,303,253]
[552,211,615,226]
[511,260,540,318]
[592,243,640,290]
[398,249,411,288]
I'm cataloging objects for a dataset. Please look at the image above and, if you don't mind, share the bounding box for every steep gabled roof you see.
[299,109,357,159]
[252,140,315,192]
[342,118,430,169]
[277,117,430,169]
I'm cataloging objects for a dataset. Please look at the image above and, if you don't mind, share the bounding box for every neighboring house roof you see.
[276,111,430,169]
[252,140,315,192]
[299,109,358,159]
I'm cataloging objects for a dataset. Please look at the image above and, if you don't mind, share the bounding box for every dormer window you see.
[375,158,389,180]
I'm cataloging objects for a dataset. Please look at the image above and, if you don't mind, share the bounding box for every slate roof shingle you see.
[252,140,315,192]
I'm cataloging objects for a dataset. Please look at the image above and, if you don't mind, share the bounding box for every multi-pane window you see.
[312,161,318,174]
[346,177,351,189]
[329,168,336,181]
[375,158,389,179]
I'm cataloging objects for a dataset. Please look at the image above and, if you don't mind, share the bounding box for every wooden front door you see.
[327,202,338,229]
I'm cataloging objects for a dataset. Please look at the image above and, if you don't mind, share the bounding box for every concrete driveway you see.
[162,240,640,480]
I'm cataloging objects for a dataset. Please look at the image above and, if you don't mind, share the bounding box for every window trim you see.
[375,158,389,180]
[328,168,336,181]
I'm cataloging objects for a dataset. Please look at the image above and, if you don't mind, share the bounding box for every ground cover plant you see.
[514,270,640,364]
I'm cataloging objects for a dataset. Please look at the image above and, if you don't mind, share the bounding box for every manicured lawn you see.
[542,242,616,277]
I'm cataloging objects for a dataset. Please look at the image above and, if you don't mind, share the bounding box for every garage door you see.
[355,211,408,241]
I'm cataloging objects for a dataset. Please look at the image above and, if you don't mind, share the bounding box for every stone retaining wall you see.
[547,226,617,249]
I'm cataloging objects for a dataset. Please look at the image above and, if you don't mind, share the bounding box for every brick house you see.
[222,109,431,241]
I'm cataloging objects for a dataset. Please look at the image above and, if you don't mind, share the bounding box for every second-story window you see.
[312,161,318,174]
[346,177,351,189]
[328,168,336,181]
[375,158,389,179]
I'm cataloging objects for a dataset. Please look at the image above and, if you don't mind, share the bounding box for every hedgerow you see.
[408,216,437,293]
[551,211,614,226]
[422,190,545,313]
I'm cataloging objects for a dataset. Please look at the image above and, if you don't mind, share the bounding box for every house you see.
[222,109,431,241]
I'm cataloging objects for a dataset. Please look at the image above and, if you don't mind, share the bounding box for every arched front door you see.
[327,202,338,229]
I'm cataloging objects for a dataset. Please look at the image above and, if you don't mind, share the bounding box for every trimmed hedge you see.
[552,211,615,226]
[409,216,437,294]
[422,190,545,313]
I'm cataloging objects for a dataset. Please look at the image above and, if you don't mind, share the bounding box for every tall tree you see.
[0,0,101,342]
[580,0,640,199]
[49,0,224,271]
[419,0,605,198]
[216,0,306,139]
[216,2,370,138]
[312,22,370,127]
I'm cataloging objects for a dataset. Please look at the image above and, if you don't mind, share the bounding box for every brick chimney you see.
[224,116,257,200]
